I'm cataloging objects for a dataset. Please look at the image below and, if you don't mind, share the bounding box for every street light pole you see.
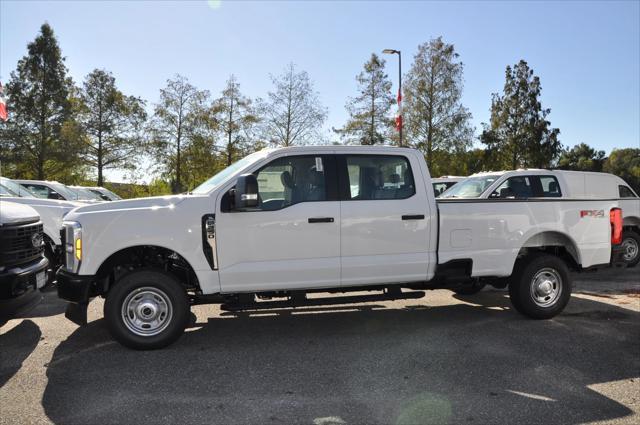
[383,49,402,146]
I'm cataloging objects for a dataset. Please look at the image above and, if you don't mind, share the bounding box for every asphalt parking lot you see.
[1,268,639,425]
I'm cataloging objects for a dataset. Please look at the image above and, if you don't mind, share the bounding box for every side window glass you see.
[433,183,449,197]
[539,176,562,197]
[344,155,415,200]
[491,176,534,199]
[619,185,637,198]
[24,184,49,199]
[255,156,326,210]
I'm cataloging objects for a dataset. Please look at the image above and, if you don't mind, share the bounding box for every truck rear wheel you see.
[509,254,571,319]
[621,230,640,267]
[104,269,190,350]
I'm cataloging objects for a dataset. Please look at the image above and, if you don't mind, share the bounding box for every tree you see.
[603,148,640,193]
[403,37,474,174]
[212,75,260,165]
[260,63,327,146]
[336,53,395,145]
[149,75,208,193]
[0,23,82,180]
[557,143,606,171]
[481,60,562,169]
[77,69,147,186]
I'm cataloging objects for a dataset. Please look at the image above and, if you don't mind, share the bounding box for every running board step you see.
[221,290,425,312]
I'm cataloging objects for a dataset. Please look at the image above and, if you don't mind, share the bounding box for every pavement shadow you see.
[12,291,67,320]
[42,295,639,425]
[0,320,42,388]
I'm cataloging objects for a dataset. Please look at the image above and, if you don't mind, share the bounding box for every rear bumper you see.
[0,257,48,321]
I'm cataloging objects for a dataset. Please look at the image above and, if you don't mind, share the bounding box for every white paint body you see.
[62,147,620,295]
[459,169,639,227]
[0,196,83,245]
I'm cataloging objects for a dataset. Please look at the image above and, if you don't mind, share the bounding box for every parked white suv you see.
[441,169,640,266]
[56,146,623,349]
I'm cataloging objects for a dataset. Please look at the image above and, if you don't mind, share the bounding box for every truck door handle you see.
[308,217,334,223]
[402,215,425,220]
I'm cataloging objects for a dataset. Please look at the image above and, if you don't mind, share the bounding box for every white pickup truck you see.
[441,169,640,266]
[56,146,623,349]
[1,177,84,282]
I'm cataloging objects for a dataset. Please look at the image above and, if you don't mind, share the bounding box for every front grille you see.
[0,222,44,267]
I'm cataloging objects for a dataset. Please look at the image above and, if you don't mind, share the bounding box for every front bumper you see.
[0,257,48,321]
[56,269,101,326]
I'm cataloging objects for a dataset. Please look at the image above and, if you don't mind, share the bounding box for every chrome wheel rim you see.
[622,237,638,262]
[121,287,173,337]
[530,268,563,307]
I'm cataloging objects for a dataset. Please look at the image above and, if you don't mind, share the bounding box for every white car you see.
[441,169,640,266]
[56,146,623,349]
[1,177,84,282]
[432,176,465,197]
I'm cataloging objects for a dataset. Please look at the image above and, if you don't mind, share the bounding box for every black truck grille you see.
[0,221,44,267]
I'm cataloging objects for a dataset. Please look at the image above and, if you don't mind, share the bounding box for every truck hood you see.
[71,195,189,214]
[0,200,40,225]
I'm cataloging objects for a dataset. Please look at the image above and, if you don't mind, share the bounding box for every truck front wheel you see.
[509,254,571,320]
[104,269,190,350]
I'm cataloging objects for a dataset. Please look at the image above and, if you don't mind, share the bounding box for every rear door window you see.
[341,155,415,200]
[538,176,562,197]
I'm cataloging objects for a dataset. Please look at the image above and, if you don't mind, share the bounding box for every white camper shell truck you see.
[56,146,624,349]
[441,169,640,266]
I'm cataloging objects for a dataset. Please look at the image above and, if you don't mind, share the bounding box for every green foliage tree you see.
[557,143,606,171]
[336,53,395,145]
[212,75,260,165]
[481,60,562,169]
[260,63,327,146]
[0,23,83,180]
[77,69,147,186]
[603,148,640,193]
[403,37,474,175]
[149,74,209,193]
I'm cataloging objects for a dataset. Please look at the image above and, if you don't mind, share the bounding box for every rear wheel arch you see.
[517,231,581,271]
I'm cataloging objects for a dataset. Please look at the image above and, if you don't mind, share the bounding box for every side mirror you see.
[234,174,259,209]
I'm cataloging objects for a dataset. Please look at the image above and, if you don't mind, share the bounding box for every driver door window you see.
[491,177,534,199]
[255,156,327,210]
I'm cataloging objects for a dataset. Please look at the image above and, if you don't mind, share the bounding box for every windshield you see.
[70,187,102,201]
[0,177,36,197]
[48,183,82,201]
[0,184,18,196]
[440,175,500,198]
[100,188,122,200]
[191,150,269,194]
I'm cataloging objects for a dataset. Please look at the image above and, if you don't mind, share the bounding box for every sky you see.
[1,0,639,182]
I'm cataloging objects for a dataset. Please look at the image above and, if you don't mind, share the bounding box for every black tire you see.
[508,253,571,320]
[104,269,190,350]
[621,230,640,267]
[452,282,486,295]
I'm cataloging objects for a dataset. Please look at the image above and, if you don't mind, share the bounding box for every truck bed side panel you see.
[437,200,617,277]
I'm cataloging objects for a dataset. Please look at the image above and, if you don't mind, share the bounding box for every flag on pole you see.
[395,87,402,131]
[0,82,7,122]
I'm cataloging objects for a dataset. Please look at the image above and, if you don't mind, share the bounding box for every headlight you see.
[62,221,82,273]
